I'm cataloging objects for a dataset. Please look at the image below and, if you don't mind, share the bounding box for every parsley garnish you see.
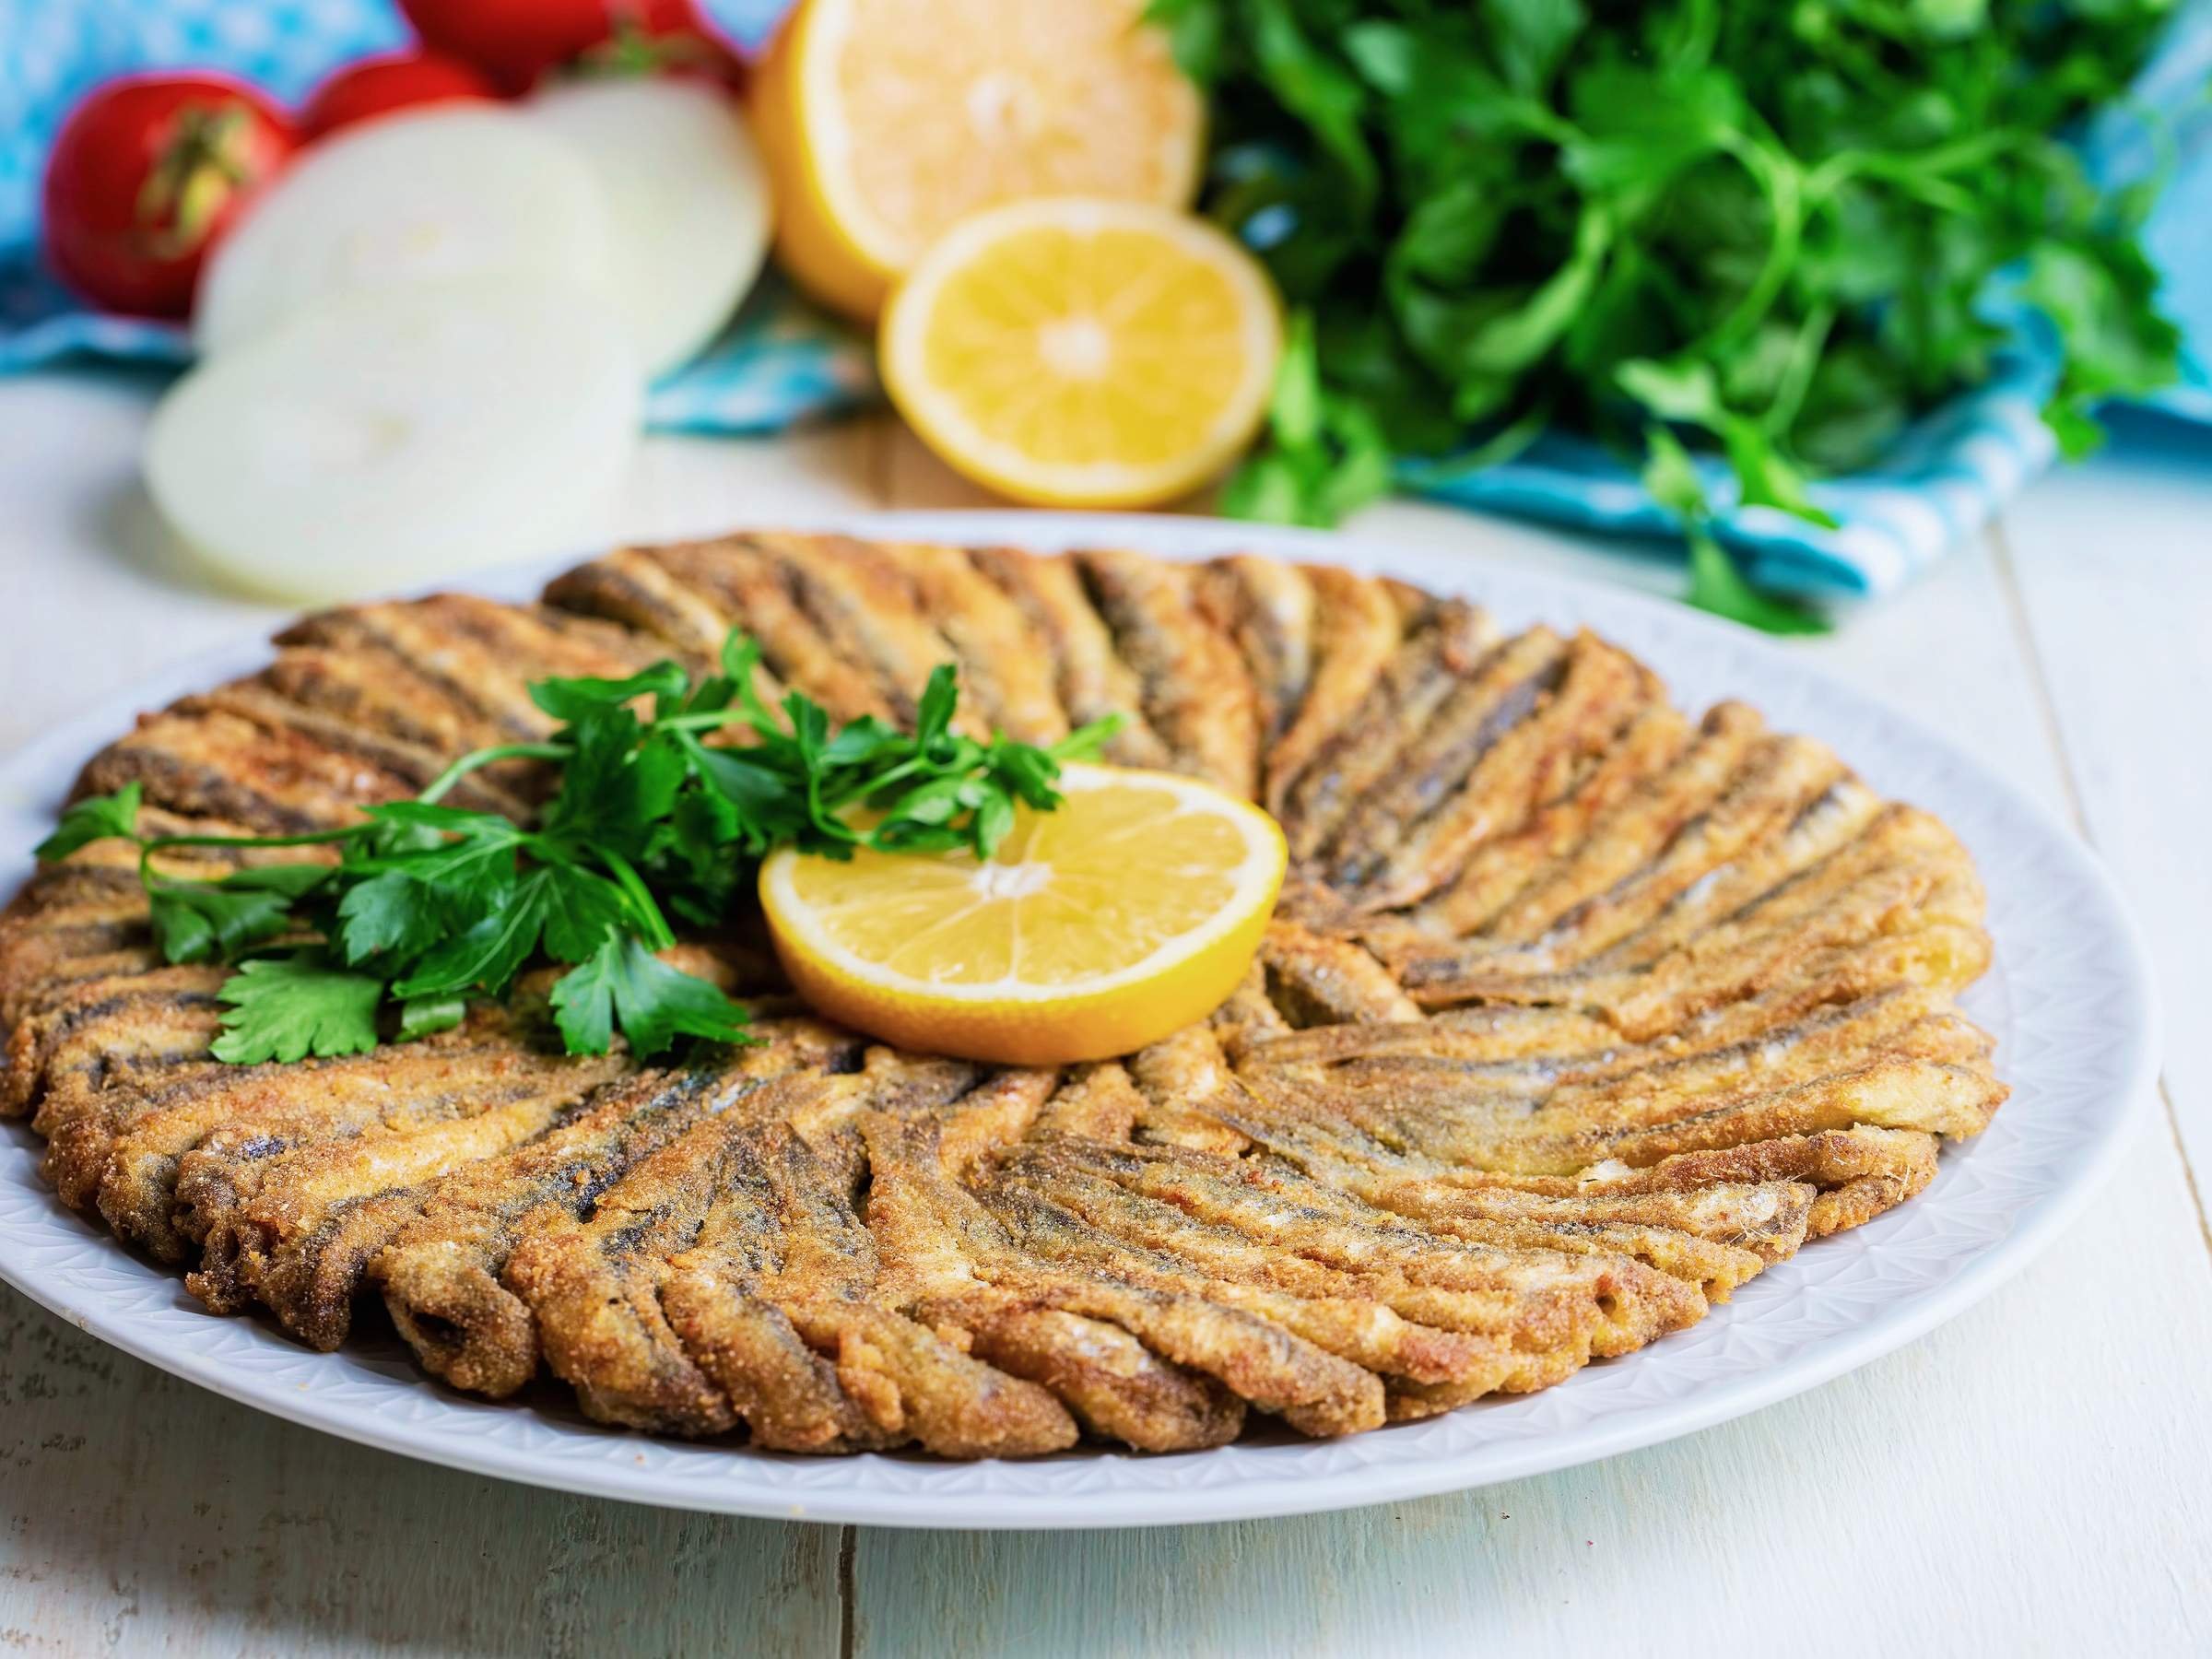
[1158,0,2183,629]
[42,632,1118,1065]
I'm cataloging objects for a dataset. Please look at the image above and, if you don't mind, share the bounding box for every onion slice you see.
[525,78,772,377]
[147,276,641,602]
[194,106,616,356]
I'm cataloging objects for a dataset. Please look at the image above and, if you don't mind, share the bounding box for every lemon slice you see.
[880,197,1283,509]
[759,764,1287,1065]
[751,0,1202,320]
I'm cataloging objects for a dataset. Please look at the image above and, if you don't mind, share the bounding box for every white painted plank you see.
[0,1284,842,1654]
[880,421,1006,511]
[613,416,887,543]
[0,373,285,756]
[1995,426,2212,1182]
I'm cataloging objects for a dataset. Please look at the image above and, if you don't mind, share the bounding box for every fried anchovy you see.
[867,1107,1371,1440]
[1384,691,1688,944]
[100,1013,617,1265]
[1199,554,1316,747]
[280,595,658,750]
[888,540,1071,745]
[1320,627,1571,897]
[373,1021,856,1395]
[1278,599,1499,861]
[741,533,992,736]
[1074,548,1264,795]
[1266,568,1409,813]
[969,546,1174,768]
[1256,921,1422,1029]
[1336,633,1649,912]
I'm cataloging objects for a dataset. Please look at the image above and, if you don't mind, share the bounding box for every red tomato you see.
[41,74,295,319]
[300,51,499,136]
[397,0,737,92]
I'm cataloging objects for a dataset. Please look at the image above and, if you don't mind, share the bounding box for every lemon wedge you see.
[880,197,1283,509]
[759,764,1286,1064]
[751,0,1202,320]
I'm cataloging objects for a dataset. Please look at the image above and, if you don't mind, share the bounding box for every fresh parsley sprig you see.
[1158,0,2183,630]
[37,632,1118,1065]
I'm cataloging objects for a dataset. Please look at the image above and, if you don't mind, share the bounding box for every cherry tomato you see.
[300,51,499,137]
[396,0,737,92]
[41,73,295,319]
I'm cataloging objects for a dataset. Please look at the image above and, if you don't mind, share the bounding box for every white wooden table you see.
[2,372,2207,1656]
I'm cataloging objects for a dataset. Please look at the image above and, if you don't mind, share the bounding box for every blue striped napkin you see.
[3,0,2207,599]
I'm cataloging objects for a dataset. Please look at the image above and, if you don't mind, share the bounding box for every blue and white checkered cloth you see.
[4,0,2209,598]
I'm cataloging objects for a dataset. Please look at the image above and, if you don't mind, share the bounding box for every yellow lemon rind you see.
[758,763,1288,1065]
[879,197,1283,510]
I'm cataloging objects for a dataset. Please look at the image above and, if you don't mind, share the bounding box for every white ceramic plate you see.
[0,512,2159,1529]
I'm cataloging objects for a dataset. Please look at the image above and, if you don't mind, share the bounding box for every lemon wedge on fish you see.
[759,764,1286,1064]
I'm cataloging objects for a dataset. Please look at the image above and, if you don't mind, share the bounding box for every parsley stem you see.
[599,849,676,950]
[418,742,572,806]
[137,828,362,888]
[826,755,929,807]
[653,710,759,734]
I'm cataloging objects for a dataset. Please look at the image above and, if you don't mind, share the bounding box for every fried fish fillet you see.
[0,532,2007,1456]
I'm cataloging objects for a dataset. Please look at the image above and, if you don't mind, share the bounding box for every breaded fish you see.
[0,532,2007,1457]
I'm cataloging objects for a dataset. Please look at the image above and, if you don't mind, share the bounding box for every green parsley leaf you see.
[35,782,142,863]
[913,665,959,750]
[536,708,686,853]
[85,628,1097,1065]
[211,953,384,1065]
[1685,534,1830,638]
[335,869,451,965]
[1222,312,1398,527]
[391,865,558,1000]
[682,742,809,849]
[548,935,755,1058]
[148,865,332,965]
[535,863,635,963]
[528,660,691,724]
[1181,0,2183,609]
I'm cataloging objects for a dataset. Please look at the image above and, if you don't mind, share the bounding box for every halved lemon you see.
[752,0,1203,321]
[759,764,1287,1065]
[880,197,1283,509]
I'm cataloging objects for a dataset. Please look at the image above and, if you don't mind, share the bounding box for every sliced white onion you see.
[194,106,617,356]
[147,277,641,603]
[524,78,772,377]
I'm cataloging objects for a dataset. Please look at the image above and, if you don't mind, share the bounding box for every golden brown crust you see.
[1264,565,1405,813]
[1277,598,1500,860]
[885,541,1071,745]
[1072,547,1264,794]
[969,546,1174,768]
[0,533,2005,1457]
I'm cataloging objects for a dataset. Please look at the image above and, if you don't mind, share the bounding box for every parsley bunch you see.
[36,633,1116,1065]
[1156,0,2184,629]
